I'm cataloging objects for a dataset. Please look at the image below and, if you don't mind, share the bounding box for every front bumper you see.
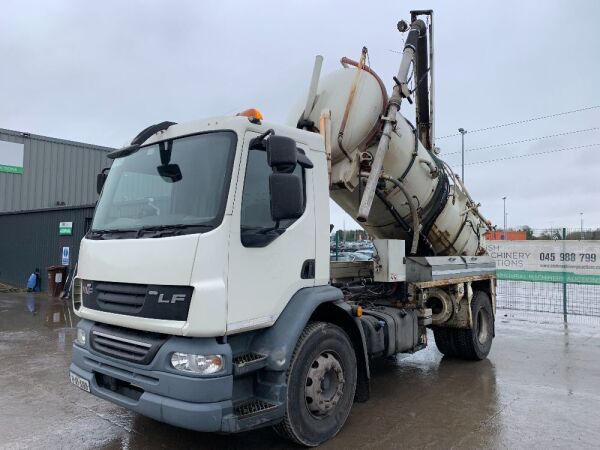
[70,321,235,432]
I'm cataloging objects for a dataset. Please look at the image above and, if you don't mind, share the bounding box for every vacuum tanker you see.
[69,10,496,447]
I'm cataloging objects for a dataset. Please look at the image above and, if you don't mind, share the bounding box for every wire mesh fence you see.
[496,280,600,318]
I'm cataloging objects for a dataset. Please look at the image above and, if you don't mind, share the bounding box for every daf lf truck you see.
[70,11,496,446]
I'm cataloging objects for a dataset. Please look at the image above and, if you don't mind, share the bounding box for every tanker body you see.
[299,70,487,256]
[69,10,496,446]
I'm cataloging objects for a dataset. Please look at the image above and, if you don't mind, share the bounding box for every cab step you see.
[234,398,277,418]
[221,398,283,432]
[233,352,268,376]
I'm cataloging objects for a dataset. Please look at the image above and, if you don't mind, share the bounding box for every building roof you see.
[0,127,114,152]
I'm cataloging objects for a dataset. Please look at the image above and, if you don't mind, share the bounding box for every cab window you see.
[240,148,305,247]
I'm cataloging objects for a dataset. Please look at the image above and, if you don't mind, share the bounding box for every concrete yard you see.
[1,291,599,449]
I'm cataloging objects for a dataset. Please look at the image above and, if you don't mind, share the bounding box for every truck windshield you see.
[91,131,236,237]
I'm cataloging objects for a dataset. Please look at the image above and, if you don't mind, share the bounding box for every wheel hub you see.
[304,351,345,417]
[477,308,490,344]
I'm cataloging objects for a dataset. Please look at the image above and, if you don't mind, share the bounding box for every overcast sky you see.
[2,0,599,231]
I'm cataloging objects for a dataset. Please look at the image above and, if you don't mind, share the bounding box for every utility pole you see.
[580,212,584,240]
[458,128,467,182]
[502,196,507,240]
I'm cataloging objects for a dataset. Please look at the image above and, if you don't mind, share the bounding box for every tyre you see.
[432,326,458,357]
[273,322,357,447]
[433,290,494,360]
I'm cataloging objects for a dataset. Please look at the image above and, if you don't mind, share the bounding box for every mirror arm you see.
[249,129,275,150]
[158,140,173,165]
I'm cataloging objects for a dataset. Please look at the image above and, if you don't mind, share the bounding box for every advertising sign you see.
[485,240,600,285]
[59,222,73,235]
[0,140,24,174]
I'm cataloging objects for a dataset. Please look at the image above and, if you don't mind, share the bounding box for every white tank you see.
[290,67,488,256]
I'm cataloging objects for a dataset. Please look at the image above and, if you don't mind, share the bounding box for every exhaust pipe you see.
[408,20,432,151]
[298,55,323,129]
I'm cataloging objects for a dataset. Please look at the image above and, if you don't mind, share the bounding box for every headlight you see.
[170,352,224,375]
[76,328,86,346]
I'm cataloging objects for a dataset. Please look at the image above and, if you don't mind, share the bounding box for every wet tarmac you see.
[1,291,599,449]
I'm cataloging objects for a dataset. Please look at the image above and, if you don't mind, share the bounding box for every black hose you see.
[380,175,420,255]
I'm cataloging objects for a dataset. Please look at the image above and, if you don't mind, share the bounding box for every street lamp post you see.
[502,196,507,240]
[458,128,467,182]
[580,212,584,240]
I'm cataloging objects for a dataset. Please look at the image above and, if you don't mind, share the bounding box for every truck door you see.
[226,132,316,333]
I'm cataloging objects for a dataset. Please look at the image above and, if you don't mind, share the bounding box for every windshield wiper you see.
[136,224,213,238]
[88,228,137,239]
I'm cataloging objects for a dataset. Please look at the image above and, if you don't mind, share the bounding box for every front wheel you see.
[273,322,357,447]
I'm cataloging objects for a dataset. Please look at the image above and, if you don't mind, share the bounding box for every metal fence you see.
[487,227,600,241]
[497,281,600,318]
[491,227,600,322]
[536,227,600,240]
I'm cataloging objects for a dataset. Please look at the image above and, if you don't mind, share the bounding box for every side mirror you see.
[269,173,303,221]
[96,168,110,194]
[265,135,311,223]
[155,139,182,182]
[157,163,183,182]
[267,136,297,172]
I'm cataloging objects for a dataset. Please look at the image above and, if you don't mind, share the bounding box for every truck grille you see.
[91,330,151,362]
[90,324,166,365]
[96,282,147,314]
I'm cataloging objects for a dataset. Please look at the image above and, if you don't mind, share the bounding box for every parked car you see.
[330,251,372,262]
[330,252,352,262]
[346,252,372,261]
[355,249,374,258]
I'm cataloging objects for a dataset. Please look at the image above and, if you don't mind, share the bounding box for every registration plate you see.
[70,372,91,393]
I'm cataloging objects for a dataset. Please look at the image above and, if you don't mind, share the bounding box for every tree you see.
[522,225,534,240]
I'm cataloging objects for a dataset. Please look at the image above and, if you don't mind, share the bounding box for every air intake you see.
[90,324,166,364]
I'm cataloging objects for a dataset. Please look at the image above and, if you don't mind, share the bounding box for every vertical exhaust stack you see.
[409,19,431,151]
[410,10,435,152]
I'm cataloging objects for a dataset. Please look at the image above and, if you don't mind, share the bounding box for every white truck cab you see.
[75,116,329,337]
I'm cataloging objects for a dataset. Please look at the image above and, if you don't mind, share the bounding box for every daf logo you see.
[148,290,187,304]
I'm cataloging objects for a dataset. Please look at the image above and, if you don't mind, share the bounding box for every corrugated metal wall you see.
[0,205,95,290]
[0,128,114,213]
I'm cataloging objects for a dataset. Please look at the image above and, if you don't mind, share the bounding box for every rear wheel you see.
[432,326,458,357]
[433,291,494,360]
[273,322,357,447]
